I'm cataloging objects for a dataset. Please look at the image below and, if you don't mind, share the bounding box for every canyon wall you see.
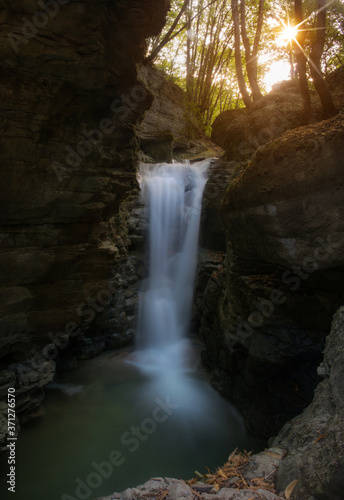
[202,86,344,440]
[0,0,170,428]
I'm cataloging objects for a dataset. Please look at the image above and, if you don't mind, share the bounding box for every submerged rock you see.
[0,355,55,453]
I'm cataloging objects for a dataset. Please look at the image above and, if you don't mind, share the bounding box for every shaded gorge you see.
[0,161,261,500]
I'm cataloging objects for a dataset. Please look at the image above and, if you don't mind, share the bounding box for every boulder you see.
[211,81,318,161]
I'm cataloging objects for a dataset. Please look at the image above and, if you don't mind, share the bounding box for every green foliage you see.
[145,0,344,129]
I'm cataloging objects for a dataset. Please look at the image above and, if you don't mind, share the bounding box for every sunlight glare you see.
[263,60,291,92]
[277,23,298,46]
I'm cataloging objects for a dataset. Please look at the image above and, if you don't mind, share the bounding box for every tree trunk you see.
[240,0,263,101]
[231,0,252,108]
[251,0,265,100]
[309,0,337,118]
[294,0,313,122]
[144,0,190,64]
[186,5,192,99]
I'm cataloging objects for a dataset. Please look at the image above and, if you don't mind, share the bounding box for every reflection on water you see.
[0,354,261,500]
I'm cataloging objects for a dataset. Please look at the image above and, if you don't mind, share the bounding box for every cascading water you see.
[2,160,261,500]
[128,159,257,454]
[134,160,209,370]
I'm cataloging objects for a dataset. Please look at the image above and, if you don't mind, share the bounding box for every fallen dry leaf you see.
[218,468,227,479]
[285,479,299,499]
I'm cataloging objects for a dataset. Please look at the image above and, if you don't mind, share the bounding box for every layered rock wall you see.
[137,64,208,161]
[0,0,169,417]
[201,112,344,439]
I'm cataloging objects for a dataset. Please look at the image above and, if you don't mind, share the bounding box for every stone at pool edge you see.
[99,447,286,499]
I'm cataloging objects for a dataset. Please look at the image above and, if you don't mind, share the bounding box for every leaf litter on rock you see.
[185,449,278,495]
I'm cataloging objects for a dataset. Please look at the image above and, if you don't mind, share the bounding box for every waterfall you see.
[134,160,210,370]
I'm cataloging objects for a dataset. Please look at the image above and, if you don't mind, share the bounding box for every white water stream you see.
[0,161,261,500]
[134,160,209,370]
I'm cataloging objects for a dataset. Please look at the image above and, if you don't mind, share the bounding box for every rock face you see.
[193,159,241,336]
[0,0,169,424]
[273,306,344,500]
[137,64,208,162]
[201,112,344,439]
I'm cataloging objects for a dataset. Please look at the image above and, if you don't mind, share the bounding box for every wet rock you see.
[73,190,146,358]
[194,159,240,336]
[200,160,240,252]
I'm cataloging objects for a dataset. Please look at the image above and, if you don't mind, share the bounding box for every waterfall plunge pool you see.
[0,161,262,499]
[0,352,261,500]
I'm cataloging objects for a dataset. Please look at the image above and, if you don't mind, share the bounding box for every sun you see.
[277,23,298,46]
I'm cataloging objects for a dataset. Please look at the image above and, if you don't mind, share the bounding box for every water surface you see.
[0,353,261,500]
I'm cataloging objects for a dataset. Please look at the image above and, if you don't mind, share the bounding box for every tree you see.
[240,0,265,101]
[231,0,267,107]
[185,0,235,125]
[144,0,190,64]
[231,0,252,107]
[309,0,337,118]
[143,0,343,129]
[293,0,337,120]
[322,0,344,73]
[294,0,314,121]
